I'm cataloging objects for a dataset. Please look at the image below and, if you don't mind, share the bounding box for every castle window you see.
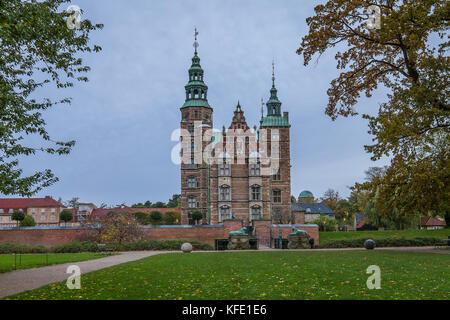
[220,186,230,201]
[194,110,198,118]
[251,185,261,201]
[188,177,196,188]
[219,163,230,176]
[188,125,194,136]
[273,168,281,181]
[250,163,260,176]
[188,197,197,208]
[251,206,262,221]
[191,141,195,153]
[273,190,282,203]
[220,206,231,222]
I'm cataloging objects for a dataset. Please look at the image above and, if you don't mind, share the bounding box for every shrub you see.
[319,237,443,248]
[164,210,181,225]
[191,211,203,224]
[20,215,36,227]
[134,211,150,225]
[0,242,48,254]
[120,239,213,251]
[50,241,99,253]
[313,216,338,232]
[149,210,163,224]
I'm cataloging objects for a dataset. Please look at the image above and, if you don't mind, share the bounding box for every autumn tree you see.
[298,0,449,220]
[94,212,143,247]
[0,0,103,196]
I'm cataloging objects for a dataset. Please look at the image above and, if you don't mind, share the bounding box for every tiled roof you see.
[0,197,64,214]
[420,216,446,227]
[291,203,334,215]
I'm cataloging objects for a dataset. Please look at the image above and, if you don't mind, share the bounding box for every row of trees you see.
[134,210,181,225]
[131,194,181,209]
[312,166,449,230]
[59,194,182,211]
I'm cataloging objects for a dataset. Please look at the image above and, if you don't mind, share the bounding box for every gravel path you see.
[0,251,172,299]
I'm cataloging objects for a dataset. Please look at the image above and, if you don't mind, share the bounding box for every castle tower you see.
[259,62,292,224]
[180,29,213,225]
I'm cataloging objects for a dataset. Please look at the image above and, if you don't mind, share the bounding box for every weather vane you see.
[193,27,199,53]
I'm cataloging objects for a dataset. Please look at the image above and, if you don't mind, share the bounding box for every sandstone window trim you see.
[187,177,197,188]
[250,163,261,176]
[219,206,231,222]
[272,190,282,203]
[251,206,262,221]
[188,197,197,208]
[250,185,261,201]
[219,185,231,201]
[219,163,230,176]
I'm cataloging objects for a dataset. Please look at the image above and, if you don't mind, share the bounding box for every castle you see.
[179,33,291,226]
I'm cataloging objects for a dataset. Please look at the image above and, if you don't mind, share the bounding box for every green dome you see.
[299,190,314,198]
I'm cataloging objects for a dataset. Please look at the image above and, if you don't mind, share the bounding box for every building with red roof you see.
[0,197,65,227]
[419,216,446,230]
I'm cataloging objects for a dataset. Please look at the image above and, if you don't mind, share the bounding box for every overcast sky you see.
[5,0,389,206]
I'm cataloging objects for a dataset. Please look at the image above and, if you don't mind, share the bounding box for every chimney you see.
[283,112,289,122]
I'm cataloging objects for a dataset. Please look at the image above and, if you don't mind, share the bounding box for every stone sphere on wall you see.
[181,242,193,253]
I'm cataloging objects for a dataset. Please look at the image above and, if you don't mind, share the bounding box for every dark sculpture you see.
[229,227,248,236]
[291,226,308,236]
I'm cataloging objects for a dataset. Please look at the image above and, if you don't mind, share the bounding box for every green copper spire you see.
[266,60,282,116]
[182,28,211,109]
[260,61,290,127]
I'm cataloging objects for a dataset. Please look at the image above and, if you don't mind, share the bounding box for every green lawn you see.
[320,229,450,243]
[6,251,449,300]
[0,253,113,274]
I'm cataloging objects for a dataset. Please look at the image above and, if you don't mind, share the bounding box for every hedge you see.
[0,239,213,254]
[318,237,444,248]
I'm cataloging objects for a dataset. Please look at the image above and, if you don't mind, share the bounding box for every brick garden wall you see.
[0,220,319,247]
[0,228,90,247]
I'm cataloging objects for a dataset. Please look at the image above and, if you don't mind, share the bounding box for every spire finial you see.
[272,59,275,88]
[261,98,265,119]
[193,27,199,54]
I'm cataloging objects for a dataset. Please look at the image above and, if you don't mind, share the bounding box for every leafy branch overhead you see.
[0,0,103,196]
[298,0,449,119]
[298,0,449,218]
